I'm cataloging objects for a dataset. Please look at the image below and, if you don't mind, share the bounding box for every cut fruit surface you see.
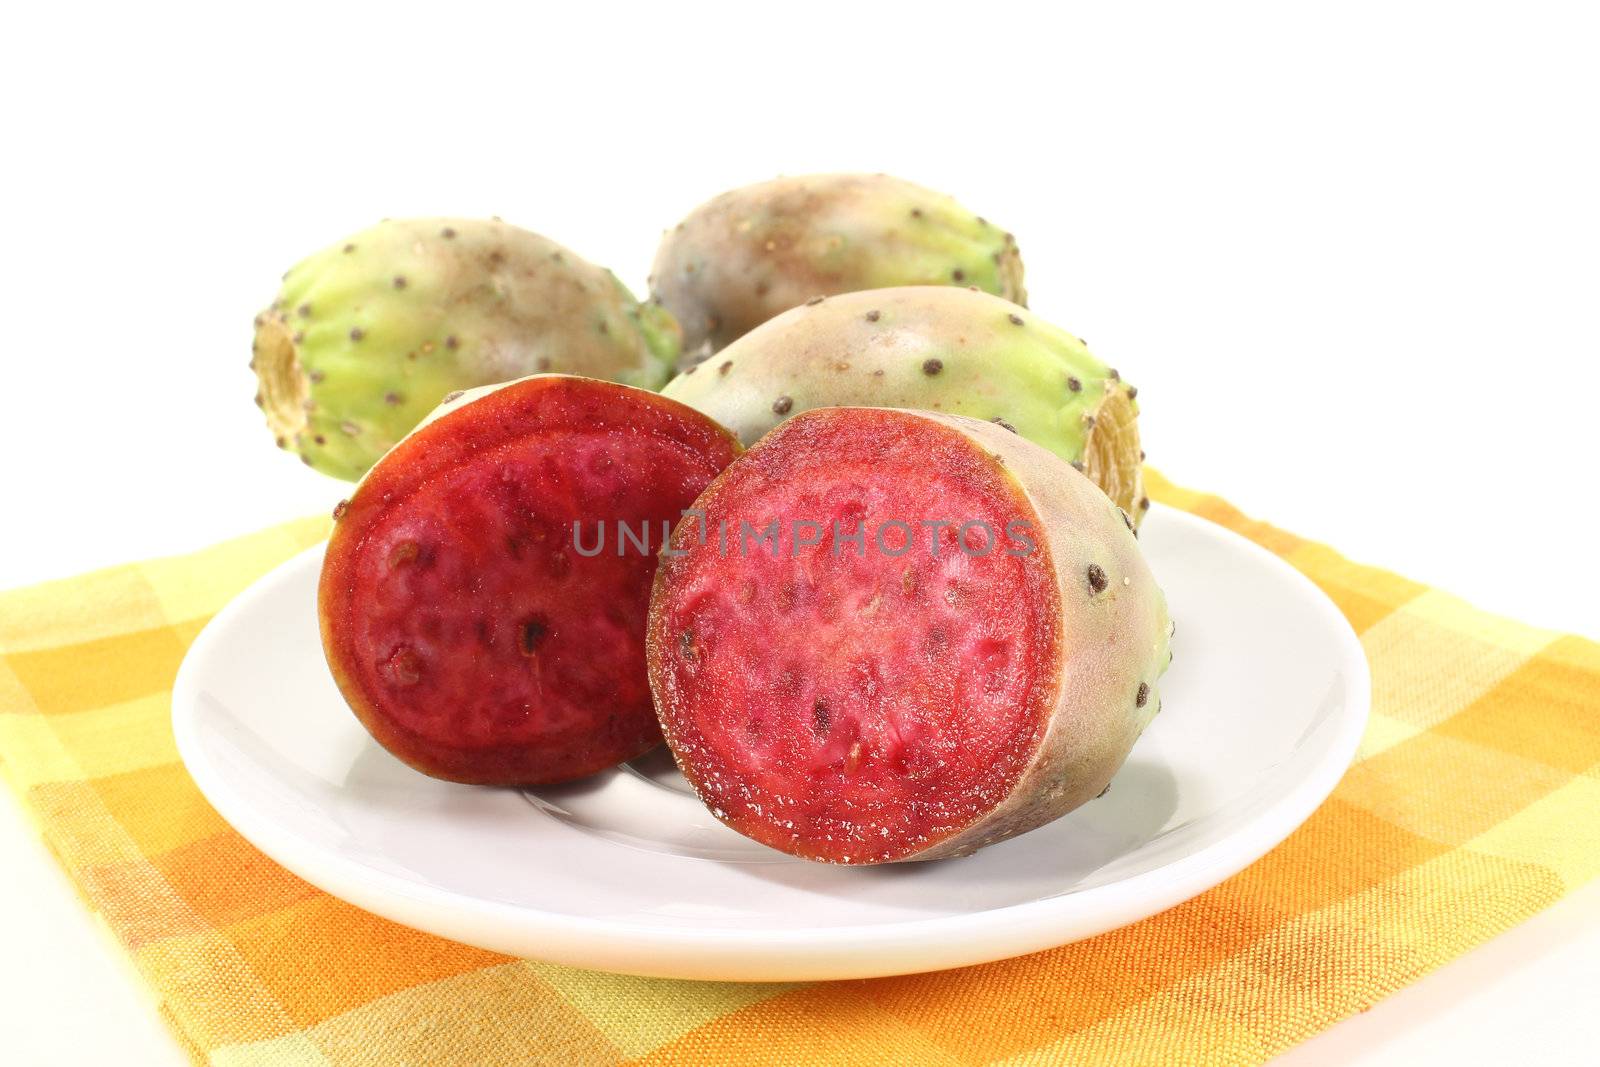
[319,375,741,785]
[648,407,1172,864]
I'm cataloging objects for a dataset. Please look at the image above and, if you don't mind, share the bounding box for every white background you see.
[1,2,1596,1063]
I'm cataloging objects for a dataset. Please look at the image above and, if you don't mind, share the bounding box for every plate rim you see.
[172,503,1370,979]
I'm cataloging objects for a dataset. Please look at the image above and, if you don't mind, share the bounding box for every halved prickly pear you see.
[662,286,1148,524]
[651,174,1024,357]
[319,375,741,785]
[647,407,1170,863]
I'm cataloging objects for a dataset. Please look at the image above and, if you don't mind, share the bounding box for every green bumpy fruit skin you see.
[661,286,1146,520]
[650,174,1026,357]
[253,218,681,480]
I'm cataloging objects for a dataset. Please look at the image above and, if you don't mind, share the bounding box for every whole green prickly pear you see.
[650,174,1025,359]
[660,286,1148,523]
[252,218,682,480]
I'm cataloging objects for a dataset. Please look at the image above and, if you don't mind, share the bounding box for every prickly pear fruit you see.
[661,286,1147,523]
[319,374,741,786]
[254,218,682,481]
[650,174,1025,357]
[648,407,1170,864]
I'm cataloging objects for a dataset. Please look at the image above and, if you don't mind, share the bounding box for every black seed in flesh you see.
[518,618,549,656]
[332,499,349,520]
[1067,376,1082,392]
[991,417,1018,433]
[443,390,465,402]
[922,358,943,376]
[812,699,830,735]
[772,396,793,415]
[1139,496,1151,511]
[865,310,881,322]
[1087,563,1109,595]
[952,268,965,282]
[718,361,732,376]
[805,295,824,306]
[349,327,365,342]
[1136,682,1150,708]
[1008,313,1024,326]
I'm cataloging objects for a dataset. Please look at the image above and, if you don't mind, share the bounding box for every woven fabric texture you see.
[1,473,1595,1066]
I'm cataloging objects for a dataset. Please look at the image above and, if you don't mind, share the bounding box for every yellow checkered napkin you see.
[1,473,1596,1066]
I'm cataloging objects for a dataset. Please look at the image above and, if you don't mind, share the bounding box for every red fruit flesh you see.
[320,376,741,785]
[648,409,1062,863]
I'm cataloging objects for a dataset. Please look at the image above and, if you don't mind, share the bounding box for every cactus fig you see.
[661,286,1147,523]
[254,218,682,481]
[650,174,1025,358]
[319,374,741,785]
[648,407,1170,864]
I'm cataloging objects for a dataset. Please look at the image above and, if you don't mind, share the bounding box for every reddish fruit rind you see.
[651,174,1026,357]
[647,408,1170,864]
[320,374,741,785]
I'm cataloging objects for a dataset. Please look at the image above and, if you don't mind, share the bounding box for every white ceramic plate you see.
[172,504,1368,982]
